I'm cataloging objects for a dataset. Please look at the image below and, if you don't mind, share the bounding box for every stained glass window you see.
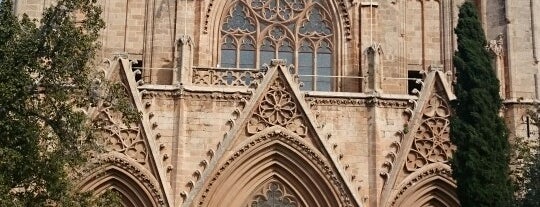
[220,0,334,91]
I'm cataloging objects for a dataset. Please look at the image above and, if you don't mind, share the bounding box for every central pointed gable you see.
[239,59,320,148]
[184,60,361,207]
[247,74,308,137]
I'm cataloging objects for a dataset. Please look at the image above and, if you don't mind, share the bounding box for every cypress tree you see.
[450,2,513,207]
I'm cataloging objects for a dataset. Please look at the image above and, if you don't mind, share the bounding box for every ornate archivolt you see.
[182,61,361,207]
[391,163,459,207]
[77,155,165,207]
[380,69,458,207]
[195,128,355,207]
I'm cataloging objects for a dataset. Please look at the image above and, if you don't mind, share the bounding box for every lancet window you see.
[220,0,335,91]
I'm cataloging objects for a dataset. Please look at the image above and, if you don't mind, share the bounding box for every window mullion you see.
[313,51,317,91]
[236,39,241,68]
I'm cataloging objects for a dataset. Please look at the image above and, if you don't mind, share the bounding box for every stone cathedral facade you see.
[14,0,540,206]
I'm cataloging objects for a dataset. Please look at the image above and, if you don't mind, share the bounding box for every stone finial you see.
[487,33,504,57]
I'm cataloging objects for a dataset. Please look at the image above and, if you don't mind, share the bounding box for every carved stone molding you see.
[140,89,251,101]
[391,164,455,207]
[247,77,308,137]
[305,97,410,108]
[183,91,252,101]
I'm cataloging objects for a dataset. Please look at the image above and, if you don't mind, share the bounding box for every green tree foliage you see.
[514,106,540,207]
[0,0,120,206]
[521,150,540,207]
[450,2,513,207]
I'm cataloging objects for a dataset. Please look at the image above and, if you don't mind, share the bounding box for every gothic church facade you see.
[14,0,540,206]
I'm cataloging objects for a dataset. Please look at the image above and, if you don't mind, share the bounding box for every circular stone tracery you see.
[247,77,307,137]
[405,94,455,171]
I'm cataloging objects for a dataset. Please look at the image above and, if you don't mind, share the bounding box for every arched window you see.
[220,0,335,91]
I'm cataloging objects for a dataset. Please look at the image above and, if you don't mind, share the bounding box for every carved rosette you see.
[95,108,148,164]
[250,181,300,207]
[247,77,307,137]
[405,94,455,171]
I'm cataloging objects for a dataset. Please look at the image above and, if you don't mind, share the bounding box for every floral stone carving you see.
[95,108,148,164]
[250,181,300,207]
[247,76,307,137]
[405,94,455,171]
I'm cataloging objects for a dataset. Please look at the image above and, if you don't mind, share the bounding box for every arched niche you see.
[77,155,163,207]
[195,127,354,207]
[391,163,459,207]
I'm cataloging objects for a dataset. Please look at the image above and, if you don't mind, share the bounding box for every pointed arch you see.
[77,155,164,207]
[390,163,459,207]
[194,126,357,207]
[205,0,350,91]
[203,0,352,37]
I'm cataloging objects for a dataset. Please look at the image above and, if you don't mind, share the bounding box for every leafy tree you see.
[0,0,121,206]
[450,2,513,207]
[513,106,540,207]
[521,145,540,207]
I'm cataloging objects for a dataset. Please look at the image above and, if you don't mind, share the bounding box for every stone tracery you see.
[405,94,454,171]
[247,76,308,137]
[220,0,335,91]
[250,181,300,207]
[95,107,148,164]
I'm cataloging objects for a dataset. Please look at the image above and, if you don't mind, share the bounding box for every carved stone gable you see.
[405,93,454,171]
[247,75,308,137]
[185,61,361,207]
[379,70,458,207]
